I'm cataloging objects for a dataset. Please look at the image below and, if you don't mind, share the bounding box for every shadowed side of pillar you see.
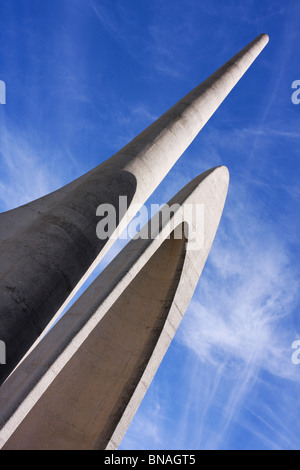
[0,167,137,384]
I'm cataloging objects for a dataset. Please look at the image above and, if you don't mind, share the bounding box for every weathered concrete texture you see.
[0,166,229,450]
[0,34,268,384]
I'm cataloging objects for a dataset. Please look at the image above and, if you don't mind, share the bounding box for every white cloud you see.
[0,121,66,212]
[179,194,299,379]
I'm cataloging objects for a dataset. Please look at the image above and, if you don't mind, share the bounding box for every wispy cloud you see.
[177,189,299,443]
[120,397,163,450]
[0,119,66,212]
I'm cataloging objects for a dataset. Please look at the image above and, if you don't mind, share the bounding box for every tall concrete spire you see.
[0,34,268,384]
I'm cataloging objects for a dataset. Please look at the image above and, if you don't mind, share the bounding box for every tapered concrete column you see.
[0,34,268,384]
[0,166,229,450]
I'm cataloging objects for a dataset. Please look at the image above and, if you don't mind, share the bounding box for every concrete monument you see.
[0,33,268,384]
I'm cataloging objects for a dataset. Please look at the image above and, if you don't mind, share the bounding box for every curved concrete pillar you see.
[0,34,268,383]
[0,166,229,450]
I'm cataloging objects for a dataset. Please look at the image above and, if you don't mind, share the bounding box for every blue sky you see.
[0,0,300,450]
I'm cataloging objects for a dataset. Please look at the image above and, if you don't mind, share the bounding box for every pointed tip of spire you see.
[261,33,270,42]
[212,165,230,188]
[258,33,270,45]
[247,33,269,56]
